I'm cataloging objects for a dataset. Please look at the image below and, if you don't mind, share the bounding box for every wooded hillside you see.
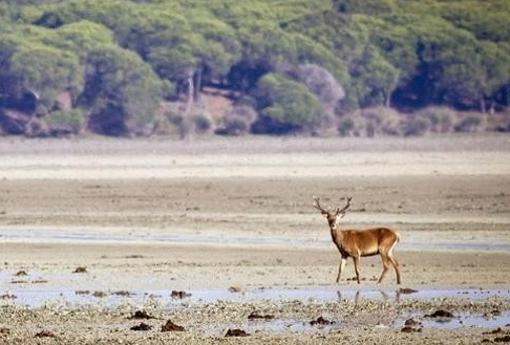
[1,0,509,137]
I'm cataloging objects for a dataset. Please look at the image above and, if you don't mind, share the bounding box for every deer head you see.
[313,196,352,229]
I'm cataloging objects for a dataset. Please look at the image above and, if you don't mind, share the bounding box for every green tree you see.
[252,73,325,133]
[81,45,168,136]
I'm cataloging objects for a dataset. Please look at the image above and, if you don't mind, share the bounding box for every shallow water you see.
[2,277,510,308]
[394,312,510,330]
[2,226,510,252]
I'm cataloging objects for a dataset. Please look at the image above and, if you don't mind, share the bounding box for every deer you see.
[313,196,401,285]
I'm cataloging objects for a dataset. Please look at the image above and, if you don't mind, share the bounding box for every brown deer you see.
[313,196,401,285]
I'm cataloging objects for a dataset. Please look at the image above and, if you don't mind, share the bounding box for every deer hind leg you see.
[377,254,391,284]
[336,257,347,283]
[388,255,401,285]
[353,256,361,284]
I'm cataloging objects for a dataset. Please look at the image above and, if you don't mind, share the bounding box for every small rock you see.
[125,255,145,259]
[31,280,48,284]
[10,280,27,284]
[130,323,152,331]
[129,311,155,320]
[73,266,87,273]
[112,290,133,297]
[92,291,107,298]
[225,328,249,337]
[404,318,422,327]
[161,320,185,332]
[35,330,56,338]
[0,294,17,300]
[228,286,242,293]
[75,290,90,295]
[401,326,421,333]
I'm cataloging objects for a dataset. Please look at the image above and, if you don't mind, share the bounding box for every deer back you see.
[336,228,399,257]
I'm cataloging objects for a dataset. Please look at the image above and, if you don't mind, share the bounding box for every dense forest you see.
[1,0,509,137]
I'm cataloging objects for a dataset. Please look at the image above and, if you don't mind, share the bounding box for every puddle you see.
[211,319,339,336]
[208,312,510,336]
[2,270,510,308]
[395,312,510,330]
[2,278,510,308]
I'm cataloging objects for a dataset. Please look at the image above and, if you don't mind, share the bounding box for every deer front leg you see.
[353,255,361,284]
[336,257,347,283]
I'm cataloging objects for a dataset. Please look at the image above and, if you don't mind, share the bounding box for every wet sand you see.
[1,135,510,344]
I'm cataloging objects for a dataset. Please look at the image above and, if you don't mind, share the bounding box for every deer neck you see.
[330,224,344,242]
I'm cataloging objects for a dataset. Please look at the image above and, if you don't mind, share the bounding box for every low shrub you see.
[45,109,85,135]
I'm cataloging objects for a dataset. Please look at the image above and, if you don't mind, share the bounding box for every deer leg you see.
[353,256,361,284]
[336,257,347,283]
[388,255,402,285]
[377,254,391,284]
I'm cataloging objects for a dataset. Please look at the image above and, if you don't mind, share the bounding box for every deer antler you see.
[337,196,352,218]
[313,196,329,214]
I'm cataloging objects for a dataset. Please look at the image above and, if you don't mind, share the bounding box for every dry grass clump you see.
[338,106,493,137]
[337,107,403,137]
[414,107,456,133]
[215,105,257,136]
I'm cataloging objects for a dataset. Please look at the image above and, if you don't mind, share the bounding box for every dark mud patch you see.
[171,290,191,299]
[75,290,90,295]
[14,270,28,276]
[310,316,334,326]
[30,279,48,284]
[124,255,146,259]
[248,311,274,320]
[10,280,28,284]
[35,330,56,338]
[130,323,152,331]
[112,290,134,297]
[425,309,455,318]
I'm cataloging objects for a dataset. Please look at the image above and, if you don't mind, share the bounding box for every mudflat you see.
[1,134,510,344]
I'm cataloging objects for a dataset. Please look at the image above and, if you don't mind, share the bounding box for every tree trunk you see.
[185,70,194,116]
[480,97,486,113]
[194,68,202,102]
[385,92,391,107]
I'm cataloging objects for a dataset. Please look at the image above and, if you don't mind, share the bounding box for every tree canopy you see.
[0,0,509,137]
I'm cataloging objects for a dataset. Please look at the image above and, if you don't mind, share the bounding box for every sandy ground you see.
[1,134,510,344]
